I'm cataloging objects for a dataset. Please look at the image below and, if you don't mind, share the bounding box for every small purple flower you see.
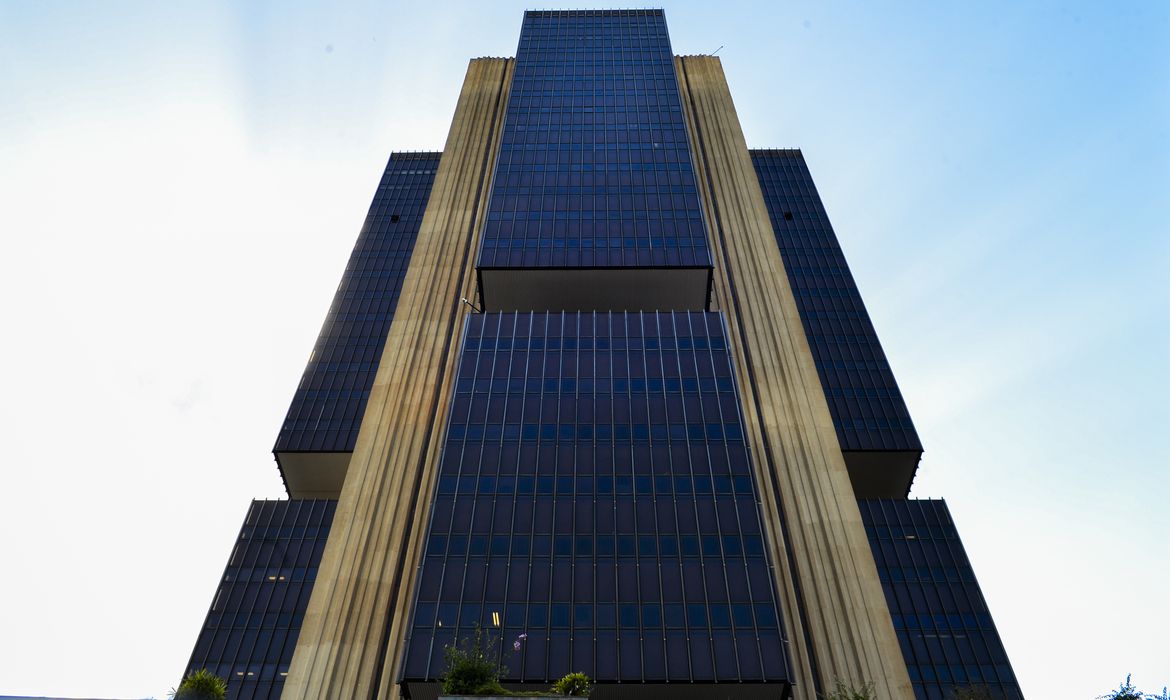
[513,640,522,651]
[518,633,528,640]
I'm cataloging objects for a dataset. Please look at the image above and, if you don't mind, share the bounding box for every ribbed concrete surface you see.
[282,57,514,700]
[676,54,914,700]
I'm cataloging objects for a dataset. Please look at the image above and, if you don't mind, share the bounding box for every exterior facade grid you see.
[275,152,439,460]
[184,499,336,700]
[750,149,921,454]
[860,499,1022,700]
[477,10,712,271]
[401,311,790,686]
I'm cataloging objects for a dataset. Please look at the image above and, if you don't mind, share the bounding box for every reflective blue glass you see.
[401,311,789,684]
[275,152,439,461]
[750,149,922,456]
[860,499,1023,700]
[183,500,336,700]
[477,10,711,270]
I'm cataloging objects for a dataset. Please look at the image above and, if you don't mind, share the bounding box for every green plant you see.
[440,627,534,695]
[822,680,876,700]
[551,672,592,697]
[1100,674,1144,700]
[170,669,227,700]
[441,626,507,695]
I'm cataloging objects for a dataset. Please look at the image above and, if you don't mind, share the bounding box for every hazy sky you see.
[1,2,1167,698]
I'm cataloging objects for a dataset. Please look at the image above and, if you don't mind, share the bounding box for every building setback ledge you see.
[478,267,713,312]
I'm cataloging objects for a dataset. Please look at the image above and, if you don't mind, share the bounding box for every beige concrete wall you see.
[282,57,514,700]
[676,55,914,700]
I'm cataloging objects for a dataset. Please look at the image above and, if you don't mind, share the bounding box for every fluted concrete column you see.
[283,57,514,700]
[676,54,914,700]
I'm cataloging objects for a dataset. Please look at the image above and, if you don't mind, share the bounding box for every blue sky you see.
[0,2,1167,698]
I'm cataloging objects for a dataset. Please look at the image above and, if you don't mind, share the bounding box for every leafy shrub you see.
[170,669,227,700]
[551,672,592,697]
[1095,678,1151,700]
[441,627,506,695]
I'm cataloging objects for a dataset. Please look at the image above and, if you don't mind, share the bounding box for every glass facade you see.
[184,499,336,700]
[860,499,1022,700]
[401,311,790,686]
[477,10,711,271]
[275,152,439,460]
[750,149,921,455]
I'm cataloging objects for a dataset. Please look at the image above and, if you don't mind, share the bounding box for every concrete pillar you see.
[676,54,914,700]
[282,57,514,700]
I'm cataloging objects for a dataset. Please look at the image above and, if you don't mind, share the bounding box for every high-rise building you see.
[183,10,1021,700]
